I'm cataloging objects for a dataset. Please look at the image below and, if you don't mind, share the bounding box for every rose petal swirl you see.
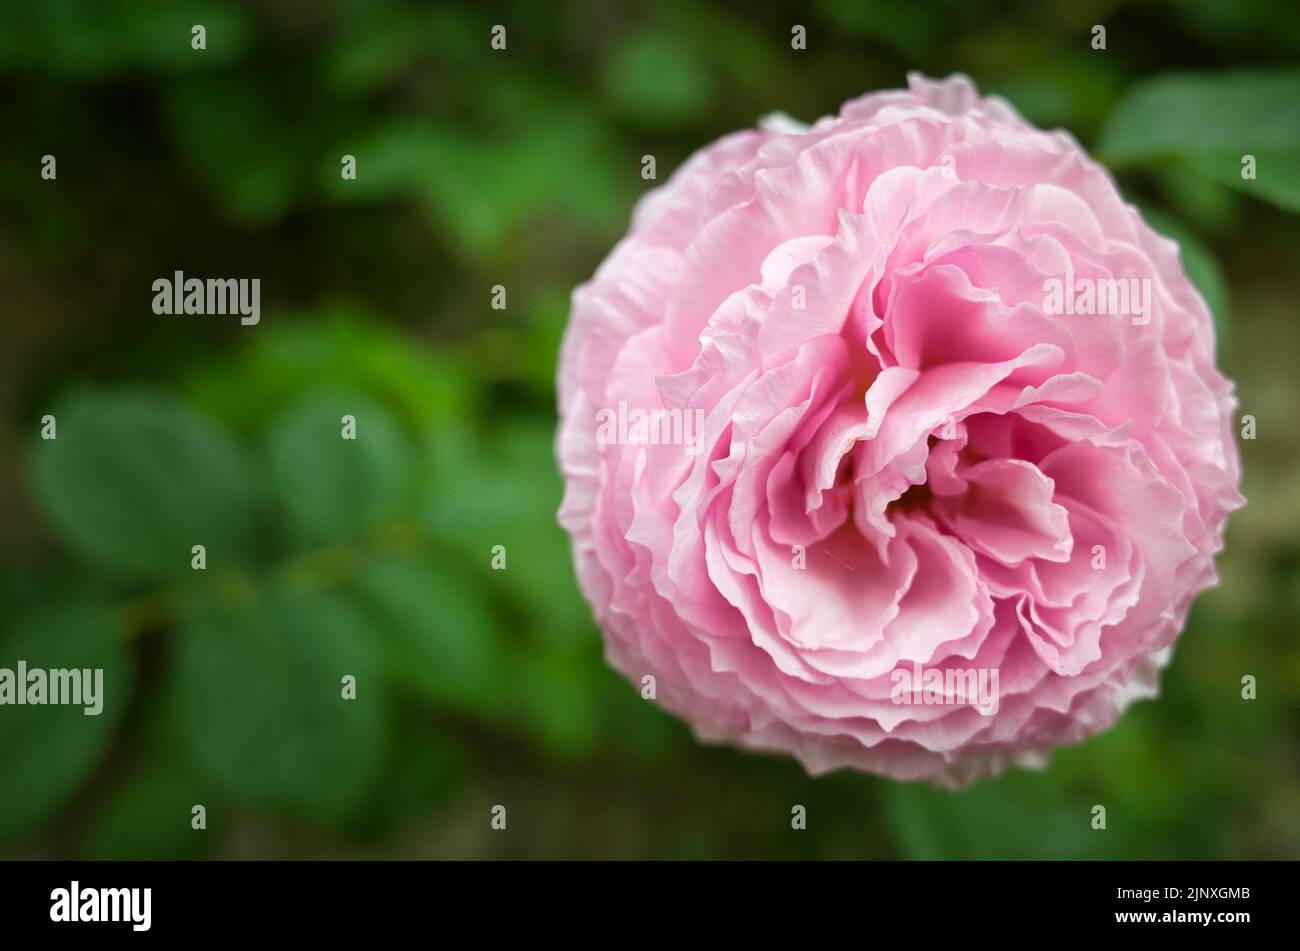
[556,74,1244,786]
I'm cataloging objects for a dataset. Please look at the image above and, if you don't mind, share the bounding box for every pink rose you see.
[556,74,1244,786]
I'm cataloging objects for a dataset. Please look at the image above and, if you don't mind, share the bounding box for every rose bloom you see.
[556,74,1243,786]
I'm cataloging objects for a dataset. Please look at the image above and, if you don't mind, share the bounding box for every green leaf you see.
[1099,70,1300,210]
[514,648,605,761]
[603,33,713,128]
[814,0,948,61]
[422,419,593,647]
[1153,163,1244,236]
[183,309,475,434]
[28,389,260,582]
[0,603,133,846]
[265,389,416,549]
[172,589,389,823]
[885,774,1113,860]
[349,555,508,716]
[326,112,628,255]
[113,0,254,72]
[163,74,308,226]
[83,754,213,860]
[0,0,252,77]
[350,715,468,842]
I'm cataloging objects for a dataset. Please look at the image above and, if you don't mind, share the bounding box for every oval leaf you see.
[1099,70,1300,210]
[349,555,507,716]
[0,603,133,846]
[266,389,416,549]
[29,389,260,582]
[172,589,389,823]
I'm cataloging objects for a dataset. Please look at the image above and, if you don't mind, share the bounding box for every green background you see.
[1,0,1298,859]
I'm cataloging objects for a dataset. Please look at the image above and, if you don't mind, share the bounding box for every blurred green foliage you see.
[0,0,1298,859]
[1098,70,1300,210]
